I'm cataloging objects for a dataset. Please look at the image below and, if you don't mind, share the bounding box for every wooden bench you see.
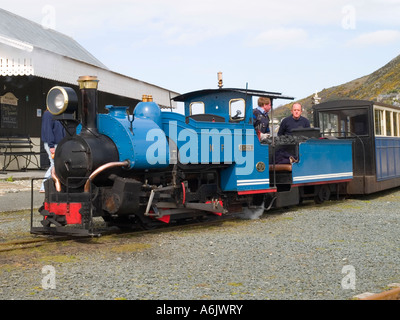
[269,164,292,172]
[0,135,41,171]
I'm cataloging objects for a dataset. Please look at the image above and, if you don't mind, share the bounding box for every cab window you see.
[190,102,205,115]
[229,98,245,122]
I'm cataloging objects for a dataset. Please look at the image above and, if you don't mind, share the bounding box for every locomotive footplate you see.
[30,225,100,237]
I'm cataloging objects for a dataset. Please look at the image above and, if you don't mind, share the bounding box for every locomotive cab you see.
[177,88,293,126]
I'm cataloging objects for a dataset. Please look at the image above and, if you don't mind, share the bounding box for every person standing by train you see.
[253,97,272,139]
[278,102,310,136]
[39,109,65,193]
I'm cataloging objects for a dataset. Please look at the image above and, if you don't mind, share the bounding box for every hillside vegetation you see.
[275,54,400,122]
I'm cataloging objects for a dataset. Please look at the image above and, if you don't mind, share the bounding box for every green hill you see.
[275,54,400,124]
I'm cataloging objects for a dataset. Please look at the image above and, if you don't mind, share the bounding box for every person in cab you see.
[253,97,272,140]
[278,102,310,136]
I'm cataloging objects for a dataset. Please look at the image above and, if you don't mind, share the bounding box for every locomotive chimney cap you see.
[77,76,99,90]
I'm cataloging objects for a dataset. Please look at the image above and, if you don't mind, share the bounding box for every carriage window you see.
[349,109,368,136]
[374,107,400,136]
[190,102,205,115]
[319,108,369,137]
[375,109,384,135]
[229,98,245,121]
[394,112,399,136]
[386,111,392,136]
[320,112,339,136]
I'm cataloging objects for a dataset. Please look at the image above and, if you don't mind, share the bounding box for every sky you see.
[2,0,400,107]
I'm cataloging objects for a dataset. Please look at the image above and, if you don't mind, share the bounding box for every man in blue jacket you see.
[253,97,272,139]
[40,110,65,192]
[278,103,310,136]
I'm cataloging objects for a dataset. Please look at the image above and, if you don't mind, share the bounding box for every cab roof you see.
[172,88,294,102]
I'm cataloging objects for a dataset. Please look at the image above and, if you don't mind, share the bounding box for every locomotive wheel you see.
[314,185,331,204]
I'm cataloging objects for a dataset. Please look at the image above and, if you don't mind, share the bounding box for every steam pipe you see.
[84,161,130,193]
[51,166,62,192]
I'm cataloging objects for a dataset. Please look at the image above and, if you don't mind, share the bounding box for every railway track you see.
[0,238,49,252]
[1,214,237,253]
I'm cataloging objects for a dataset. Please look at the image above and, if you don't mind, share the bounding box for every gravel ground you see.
[0,179,43,213]
[0,179,41,196]
[0,179,399,301]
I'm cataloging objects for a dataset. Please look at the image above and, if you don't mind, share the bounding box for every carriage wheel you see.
[314,185,331,204]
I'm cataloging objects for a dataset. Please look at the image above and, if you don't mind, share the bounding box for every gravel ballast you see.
[0,181,399,300]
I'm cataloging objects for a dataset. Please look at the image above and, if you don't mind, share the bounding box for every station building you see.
[0,8,179,170]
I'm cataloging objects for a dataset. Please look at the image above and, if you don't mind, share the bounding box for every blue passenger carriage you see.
[313,99,400,194]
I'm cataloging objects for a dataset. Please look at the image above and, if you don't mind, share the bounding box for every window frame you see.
[189,101,205,115]
[229,98,245,122]
[374,105,400,137]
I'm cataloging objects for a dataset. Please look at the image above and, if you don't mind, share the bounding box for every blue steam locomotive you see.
[31,75,356,236]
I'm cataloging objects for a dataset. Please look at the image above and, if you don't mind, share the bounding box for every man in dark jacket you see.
[253,97,272,139]
[40,110,65,192]
[278,103,310,136]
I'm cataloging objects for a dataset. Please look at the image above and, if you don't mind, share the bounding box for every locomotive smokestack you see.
[78,76,99,133]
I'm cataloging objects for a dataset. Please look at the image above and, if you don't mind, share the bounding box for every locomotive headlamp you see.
[46,86,78,115]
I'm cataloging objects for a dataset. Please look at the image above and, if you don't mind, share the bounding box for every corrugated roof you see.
[0,9,180,108]
[0,8,107,69]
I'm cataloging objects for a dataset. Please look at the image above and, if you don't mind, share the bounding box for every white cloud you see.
[3,0,400,98]
[348,30,400,46]
[248,28,309,48]
[0,0,374,45]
